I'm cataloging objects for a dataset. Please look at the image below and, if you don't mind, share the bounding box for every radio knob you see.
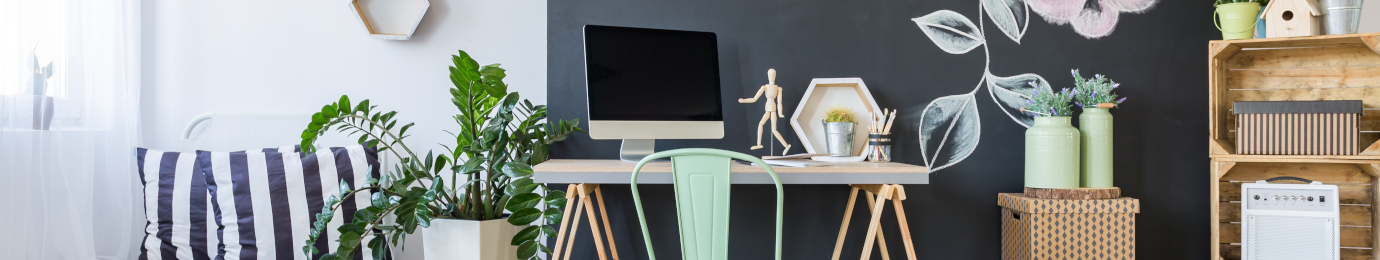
[1254,195,1260,200]
[1308,196,1315,202]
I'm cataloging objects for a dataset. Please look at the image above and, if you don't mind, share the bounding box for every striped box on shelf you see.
[1235,100,1362,155]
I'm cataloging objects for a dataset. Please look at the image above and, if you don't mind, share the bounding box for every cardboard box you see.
[999,193,1139,260]
[1234,100,1362,155]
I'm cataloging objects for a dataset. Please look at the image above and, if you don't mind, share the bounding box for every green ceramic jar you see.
[1025,116,1080,189]
[1079,108,1113,188]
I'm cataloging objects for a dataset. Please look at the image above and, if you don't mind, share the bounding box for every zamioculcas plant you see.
[299,50,584,260]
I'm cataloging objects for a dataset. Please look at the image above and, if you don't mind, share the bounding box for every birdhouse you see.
[1259,0,1322,38]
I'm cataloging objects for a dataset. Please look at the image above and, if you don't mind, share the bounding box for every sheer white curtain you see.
[0,0,143,259]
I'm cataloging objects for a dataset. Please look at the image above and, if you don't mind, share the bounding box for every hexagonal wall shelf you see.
[789,78,882,156]
[349,0,430,40]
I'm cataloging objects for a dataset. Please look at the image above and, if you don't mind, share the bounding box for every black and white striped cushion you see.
[136,146,295,260]
[199,145,387,260]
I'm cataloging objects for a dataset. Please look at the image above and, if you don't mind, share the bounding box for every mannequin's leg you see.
[750,113,770,150]
[770,114,791,154]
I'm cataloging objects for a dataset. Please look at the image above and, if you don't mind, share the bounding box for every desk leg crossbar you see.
[550,184,620,260]
[831,184,916,260]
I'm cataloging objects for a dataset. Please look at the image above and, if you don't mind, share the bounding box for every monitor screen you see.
[584,25,723,121]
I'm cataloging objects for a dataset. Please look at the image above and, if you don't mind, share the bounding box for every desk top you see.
[532,159,930,184]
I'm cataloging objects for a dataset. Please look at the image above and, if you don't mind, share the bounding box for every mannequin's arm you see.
[739,86,766,103]
[776,89,785,117]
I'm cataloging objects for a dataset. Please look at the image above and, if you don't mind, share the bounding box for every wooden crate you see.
[1209,158,1380,260]
[1209,33,1380,159]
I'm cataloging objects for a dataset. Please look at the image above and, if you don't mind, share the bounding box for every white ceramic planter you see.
[422,218,522,260]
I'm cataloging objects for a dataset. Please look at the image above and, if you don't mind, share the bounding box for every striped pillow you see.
[199,145,388,260]
[136,146,295,260]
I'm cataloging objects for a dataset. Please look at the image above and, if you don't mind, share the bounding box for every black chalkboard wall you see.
[548,0,1215,259]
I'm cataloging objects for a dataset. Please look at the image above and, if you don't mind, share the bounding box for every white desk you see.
[532,159,930,184]
[532,159,929,260]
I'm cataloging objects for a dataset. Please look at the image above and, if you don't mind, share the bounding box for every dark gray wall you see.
[548,0,1215,259]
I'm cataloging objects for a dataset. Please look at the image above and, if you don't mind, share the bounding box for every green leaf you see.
[339,180,352,196]
[368,235,387,260]
[501,161,533,178]
[455,157,485,174]
[516,240,538,259]
[511,225,541,245]
[338,96,352,114]
[322,104,338,118]
[451,51,482,84]
[507,208,542,225]
[319,254,338,260]
[541,225,558,238]
[337,223,367,235]
[543,207,563,225]
[505,193,541,212]
[480,64,508,97]
[337,231,362,257]
[545,191,567,208]
[354,99,370,116]
[505,178,536,196]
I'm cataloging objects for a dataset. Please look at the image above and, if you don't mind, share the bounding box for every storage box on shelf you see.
[1209,33,1380,159]
[1208,33,1380,260]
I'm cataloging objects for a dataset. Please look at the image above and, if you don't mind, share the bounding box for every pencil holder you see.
[868,134,891,162]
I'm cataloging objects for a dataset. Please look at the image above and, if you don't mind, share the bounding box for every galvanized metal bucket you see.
[1321,0,1364,35]
[822,121,856,156]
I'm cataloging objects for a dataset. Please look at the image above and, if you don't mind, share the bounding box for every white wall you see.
[1364,1,1380,33]
[141,0,548,154]
[140,1,547,259]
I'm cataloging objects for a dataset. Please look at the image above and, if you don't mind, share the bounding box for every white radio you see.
[1241,177,1340,260]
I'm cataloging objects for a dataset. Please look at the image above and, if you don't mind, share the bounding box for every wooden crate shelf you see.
[1208,33,1380,158]
[1210,159,1380,260]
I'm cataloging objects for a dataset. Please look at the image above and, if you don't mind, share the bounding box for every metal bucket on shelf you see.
[822,121,856,156]
[1320,0,1364,35]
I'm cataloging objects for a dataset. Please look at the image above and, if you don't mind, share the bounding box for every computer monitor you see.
[583,25,725,161]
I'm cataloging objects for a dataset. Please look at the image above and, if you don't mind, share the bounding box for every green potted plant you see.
[1215,0,1265,40]
[1071,69,1126,188]
[822,105,858,156]
[1021,85,1079,189]
[299,50,584,260]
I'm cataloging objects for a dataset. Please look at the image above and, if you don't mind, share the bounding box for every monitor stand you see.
[620,139,656,162]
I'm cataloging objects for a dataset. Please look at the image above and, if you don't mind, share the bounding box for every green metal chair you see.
[629,148,784,260]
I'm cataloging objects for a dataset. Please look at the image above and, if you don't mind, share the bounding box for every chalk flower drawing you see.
[1027,0,1157,38]
[911,0,1154,171]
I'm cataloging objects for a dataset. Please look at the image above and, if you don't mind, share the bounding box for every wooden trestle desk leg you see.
[593,186,621,260]
[549,184,620,260]
[831,184,916,260]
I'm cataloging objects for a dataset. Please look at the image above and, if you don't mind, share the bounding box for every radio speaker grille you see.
[1245,215,1336,260]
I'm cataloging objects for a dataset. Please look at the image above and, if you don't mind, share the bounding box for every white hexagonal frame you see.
[349,0,430,40]
[789,78,882,156]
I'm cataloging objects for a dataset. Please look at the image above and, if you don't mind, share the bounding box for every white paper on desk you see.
[762,153,832,160]
[755,158,835,167]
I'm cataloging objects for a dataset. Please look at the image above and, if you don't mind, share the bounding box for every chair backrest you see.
[629,148,783,260]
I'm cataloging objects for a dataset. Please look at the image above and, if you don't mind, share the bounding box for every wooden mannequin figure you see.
[739,68,792,155]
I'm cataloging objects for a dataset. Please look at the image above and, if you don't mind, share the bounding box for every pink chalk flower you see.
[1026,0,1156,38]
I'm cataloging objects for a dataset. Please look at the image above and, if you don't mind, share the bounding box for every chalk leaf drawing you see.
[982,0,1030,43]
[986,72,1051,128]
[1026,0,1156,38]
[918,93,982,171]
[911,0,1154,172]
[912,11,984,55]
